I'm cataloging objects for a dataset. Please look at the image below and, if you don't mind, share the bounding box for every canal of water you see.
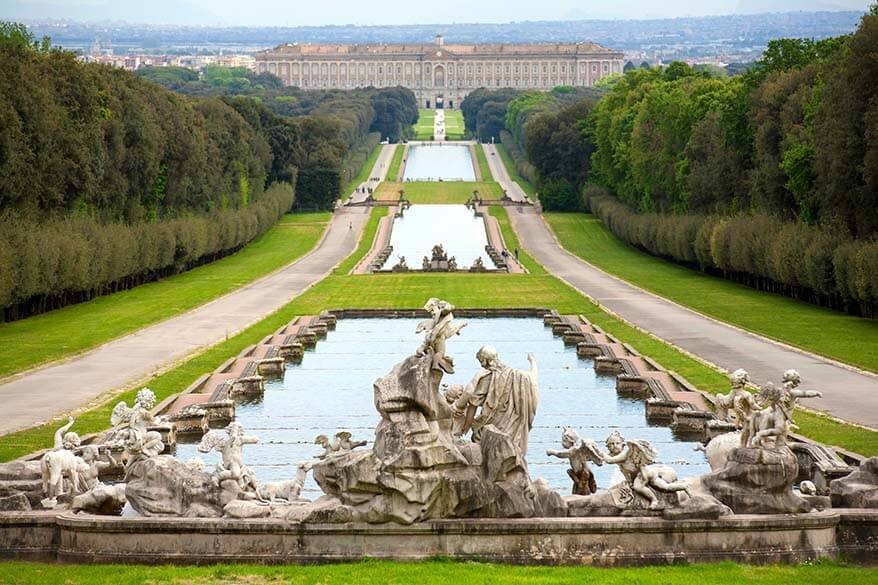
[403,143,475,181]
[176,317,710,497]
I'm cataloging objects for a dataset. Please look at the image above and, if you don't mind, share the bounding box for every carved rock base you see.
[831,457,878,509]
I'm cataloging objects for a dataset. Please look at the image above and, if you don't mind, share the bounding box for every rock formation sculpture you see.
[546,427,602,495]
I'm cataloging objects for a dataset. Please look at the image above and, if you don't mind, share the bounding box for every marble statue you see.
[451,346,539,455]
[296,298,566,524]
[110,388,164,461]
[782,369,822,409]
[744,382,791,449]
[256,462,312,503]
[315,431,367,459]
[448,256,458,271]
[546,427,602,495]
[391,256,409,272]
[714,369,757,427]
[470,256,486,272]
[198,422,259,492]
[416,297,467,380]
[422,256,430,271]
[41,417,89,507]
[598,430,690,510]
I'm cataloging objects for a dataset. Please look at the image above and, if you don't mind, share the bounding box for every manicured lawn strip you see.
[2,207,874,461]
[0,559,874,584]
[333,207,387,275]
[474,142,493,180]
[444,109,466,139]
[386,144,405,181]
[544,213,878,373]
[414,109,435,140]
[496,143,537,197]
[0,213,330,381]
[375,181,503,204]
[342,142,383,198]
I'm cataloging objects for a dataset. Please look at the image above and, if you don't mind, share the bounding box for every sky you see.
[3,0,873,26]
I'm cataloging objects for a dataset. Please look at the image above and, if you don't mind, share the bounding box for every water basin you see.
[385,204,495,269]
[175,317,710,497]
[403,143,475,181]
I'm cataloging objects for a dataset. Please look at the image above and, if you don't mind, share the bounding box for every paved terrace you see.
[482,143,878,429]
[0,147,398,436]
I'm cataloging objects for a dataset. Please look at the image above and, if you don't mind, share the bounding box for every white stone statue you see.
[256,461,312,503]
[782,369,822,410]
[714,368,758,427]
[198,422,259,491]
[314,431,367,459]
[110,387,164,461]
[598,430,690,510]
[744,382,792,449]
[416,297,467,379]
[452,346,539,456]
[40,417,89,507]
[546,427,602,495]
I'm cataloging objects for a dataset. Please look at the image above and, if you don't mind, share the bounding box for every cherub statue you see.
[714,368,758,427]
[546,427,602,495]
[415,298,467,378]
[69,445,126,515]
[314,431,367,459]
[781,369,822,410]
[110,387,164,460]
[392,255,409,272]
[77,445,118,491]
[422,256,430,271]
[448,256,458,271]
[41,417,89,507]
[599,430,690,510]
[744,382,792,449]
[198,422,259,491]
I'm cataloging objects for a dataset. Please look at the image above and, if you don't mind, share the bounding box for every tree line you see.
[0,23,416,320]
[460,6,878,316]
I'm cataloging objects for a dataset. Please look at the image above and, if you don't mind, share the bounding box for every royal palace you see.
[254,35,624,109]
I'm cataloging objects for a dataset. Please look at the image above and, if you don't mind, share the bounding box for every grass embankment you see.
[444,108,466,139]
[544,213,878,374]
[334,207,388,275]
[342,142,384,198]
[386,143,405,181]
[496,142,537,197]
[374,181,503,204]
[474,142,493,180]
[414,109,435,140]
[0,213,330,381]
[0,559,873,584]
[2,205,875,460]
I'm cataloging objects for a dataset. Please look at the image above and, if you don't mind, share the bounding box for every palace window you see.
[592,64,597,72]
[603,64,609,72]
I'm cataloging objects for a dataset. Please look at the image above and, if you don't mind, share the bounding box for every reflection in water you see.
[385,205,495,269]
[176,318,709,497]
[403,144,475,181]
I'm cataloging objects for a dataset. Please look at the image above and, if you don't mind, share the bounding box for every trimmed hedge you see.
[0,182,295,321]
[584,186,878,317]
[499,130,538,186]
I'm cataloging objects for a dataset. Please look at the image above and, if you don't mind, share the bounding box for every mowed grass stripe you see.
[0,212,330,380]
[544,212,878,373]
[0,559,874,584]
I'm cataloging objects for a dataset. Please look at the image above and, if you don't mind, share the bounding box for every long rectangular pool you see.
[403,143,475,181]
[176,318,710,497]
[385,204,496,269]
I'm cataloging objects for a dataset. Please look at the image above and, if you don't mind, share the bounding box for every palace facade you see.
[254,35,624,109]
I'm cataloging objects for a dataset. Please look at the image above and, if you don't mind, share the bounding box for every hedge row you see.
[0,182,295,321]
[584,186,878,317]
[499,130,538,186]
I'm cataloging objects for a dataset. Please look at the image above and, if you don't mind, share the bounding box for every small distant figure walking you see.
[514,248,519,260]
[348,222,352,231]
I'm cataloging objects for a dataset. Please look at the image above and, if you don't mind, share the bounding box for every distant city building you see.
[255,35,624,109]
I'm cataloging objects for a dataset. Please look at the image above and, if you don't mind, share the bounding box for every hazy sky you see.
[4,0,873,26]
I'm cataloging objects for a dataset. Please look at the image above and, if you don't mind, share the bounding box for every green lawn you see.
[414,109,435,140]
[343,142,383,198]
[544,213,878,373]
[496,142,537,197]
[0,559,873,584]
[375,181,503,204]
[444,109,466,140]
[474,142,493,180]
[334,207,387,275]
[0,213,330,381]
[387,144,404,181]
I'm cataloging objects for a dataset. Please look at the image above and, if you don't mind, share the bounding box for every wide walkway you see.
[483,145,878,428]
[0,173,390,436]
[347,144,397,204]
